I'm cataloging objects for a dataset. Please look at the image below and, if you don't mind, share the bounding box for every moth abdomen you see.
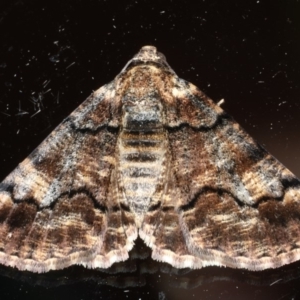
[118,106,168,224]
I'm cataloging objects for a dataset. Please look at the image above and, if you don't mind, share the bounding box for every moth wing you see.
[141,79,300,270]
[0,82,136,272]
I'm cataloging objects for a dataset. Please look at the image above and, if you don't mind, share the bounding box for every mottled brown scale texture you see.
[0,46,300,272]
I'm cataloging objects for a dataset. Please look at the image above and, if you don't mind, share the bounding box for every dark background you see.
[0,0,300,299]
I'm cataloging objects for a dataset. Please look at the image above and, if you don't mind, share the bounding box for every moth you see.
[0,46,300,273]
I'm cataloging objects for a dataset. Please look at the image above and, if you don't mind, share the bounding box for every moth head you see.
[133,46,166,62]
[121,46,176,75]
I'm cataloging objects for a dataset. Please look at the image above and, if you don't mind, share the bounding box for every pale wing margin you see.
[141,79,300,271]
[178,114,300,270]
[0,82,136,272]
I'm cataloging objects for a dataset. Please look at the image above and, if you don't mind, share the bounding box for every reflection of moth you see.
[1,46,300,273]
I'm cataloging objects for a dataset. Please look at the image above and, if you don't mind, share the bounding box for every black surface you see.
[0,0,300,299]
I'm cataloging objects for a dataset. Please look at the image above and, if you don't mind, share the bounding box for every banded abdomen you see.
[118,101,168,226]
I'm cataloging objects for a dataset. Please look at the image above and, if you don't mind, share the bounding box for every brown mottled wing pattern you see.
[0,82,136,272]
[1,46,300,273]
[140,76,300,271]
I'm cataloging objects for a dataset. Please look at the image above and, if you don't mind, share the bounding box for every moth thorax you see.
[118,101,168,227]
